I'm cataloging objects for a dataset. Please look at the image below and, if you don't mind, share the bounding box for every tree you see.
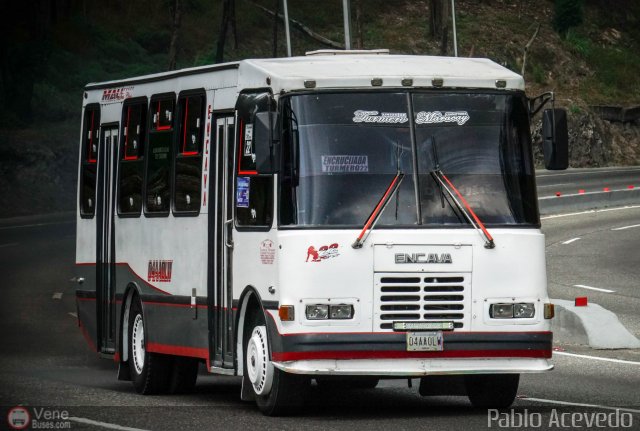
[168,0,183,70]
[429,0,450,55]
[354,0,364,49]
[553,0,583,39]
[216,0,237,63]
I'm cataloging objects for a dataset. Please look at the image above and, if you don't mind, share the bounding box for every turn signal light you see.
[278,305,295,321]
[544,303,555,319]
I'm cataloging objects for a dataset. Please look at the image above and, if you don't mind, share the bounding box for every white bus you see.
[75,50,568,415]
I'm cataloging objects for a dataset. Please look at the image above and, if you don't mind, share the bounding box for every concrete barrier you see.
[539,188,640,215]
[551,299,640,349]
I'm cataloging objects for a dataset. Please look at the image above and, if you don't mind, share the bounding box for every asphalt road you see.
[536,166,640,198]
[1,195,640,430]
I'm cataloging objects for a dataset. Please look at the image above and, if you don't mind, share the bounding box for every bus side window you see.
[145,95,175,215]
[80,105,100,218]
[174,93,204,214]
[118,100,147,216]
[235,176,273,227]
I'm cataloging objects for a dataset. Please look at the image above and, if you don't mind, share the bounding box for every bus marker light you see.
[278,305,295,321]
[544,303,555,319]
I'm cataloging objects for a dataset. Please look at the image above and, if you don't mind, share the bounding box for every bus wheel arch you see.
[237,286,308,415]
[126,292,172,394]
[117,283,142,382]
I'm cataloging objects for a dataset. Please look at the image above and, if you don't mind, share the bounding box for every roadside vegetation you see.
[1,0,638,216]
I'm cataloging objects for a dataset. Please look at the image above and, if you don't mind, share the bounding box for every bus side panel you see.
[142,300,210,361]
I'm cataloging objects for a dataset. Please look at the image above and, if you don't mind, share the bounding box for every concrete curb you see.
[551,299,640,349]
[539,188,640,215]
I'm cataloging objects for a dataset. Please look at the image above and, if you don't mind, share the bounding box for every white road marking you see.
[68,312,77,318]
[52,292,63,300]
[0,242,19,248]
[561,238,581,244]
[611,223,640,231]
[537,167,640,178]
[541,205,640,220]
[537,183,572,188]
[554,351,640,366]
[69,416,150,431]
[519,396,640,414]
[573,284,615,293]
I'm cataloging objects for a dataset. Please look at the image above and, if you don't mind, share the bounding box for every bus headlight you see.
[490,303,536,319]
[490,303,514,318]
[305,304,354,320]
[306,304,329,320]
[513,303,536,318]
[329,304,354,319]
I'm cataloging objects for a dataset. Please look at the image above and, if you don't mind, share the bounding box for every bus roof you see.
[85,53,524,93]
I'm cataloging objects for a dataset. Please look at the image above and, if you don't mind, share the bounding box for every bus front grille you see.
[374,273,471,331]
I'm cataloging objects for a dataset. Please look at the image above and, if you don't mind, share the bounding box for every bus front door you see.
[95,124,119,355]
[209,115,236,370]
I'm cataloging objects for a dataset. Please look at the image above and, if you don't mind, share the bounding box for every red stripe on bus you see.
[142,301,208,309]
[146,342,209,360]
[272,349,552,362]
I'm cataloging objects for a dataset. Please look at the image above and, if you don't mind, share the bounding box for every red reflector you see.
[628,185,635,189]
[603,187,610,192]
[555,192,562,197]
[575,297,588,307]
[578,189,585,194]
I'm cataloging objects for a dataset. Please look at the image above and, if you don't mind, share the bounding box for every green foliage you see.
[565,30,591,56]
[553,0,584,39]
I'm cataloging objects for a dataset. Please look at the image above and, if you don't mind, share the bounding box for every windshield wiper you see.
[431,169,495,249]
[352,171,405,249]
[429,136,494,249]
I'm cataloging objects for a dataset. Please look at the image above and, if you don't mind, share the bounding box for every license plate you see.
[406,331,444,351]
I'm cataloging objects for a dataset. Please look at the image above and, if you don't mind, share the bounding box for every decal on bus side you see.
[148,260,173,283]
[306,243,340,262]
[260,240,275,265]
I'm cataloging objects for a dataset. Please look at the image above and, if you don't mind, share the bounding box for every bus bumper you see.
[268,330,554,376]
[273,357,553,375]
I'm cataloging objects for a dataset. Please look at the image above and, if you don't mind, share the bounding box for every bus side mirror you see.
[254,112,280,174]
[542,108,569,170]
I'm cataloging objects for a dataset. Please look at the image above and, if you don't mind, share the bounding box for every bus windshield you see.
[279,91,538,228]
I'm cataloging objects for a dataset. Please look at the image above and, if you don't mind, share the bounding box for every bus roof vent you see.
[305,49,390,56]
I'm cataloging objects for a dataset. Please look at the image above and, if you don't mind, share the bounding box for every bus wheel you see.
[244,314,308,416]
[465,374,519,408]
[169,357,199,394]
[128,297,171,394]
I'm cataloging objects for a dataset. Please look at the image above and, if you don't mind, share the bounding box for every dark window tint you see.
[235,176,273,227]
[146,96,174,214]
[119,102,147,215]
[152,99,174,131]
[178,96,203,155]
[80,106,100,217]
[174,95,204,213]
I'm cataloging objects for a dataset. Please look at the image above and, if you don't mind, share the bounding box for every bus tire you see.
[128,297,171,394]
[243,312,309,416]
[465,374,519,408]
[169,357,199,394]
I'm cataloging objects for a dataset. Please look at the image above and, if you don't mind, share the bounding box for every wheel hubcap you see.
[132,313,145,374]
[246,326,273,395]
